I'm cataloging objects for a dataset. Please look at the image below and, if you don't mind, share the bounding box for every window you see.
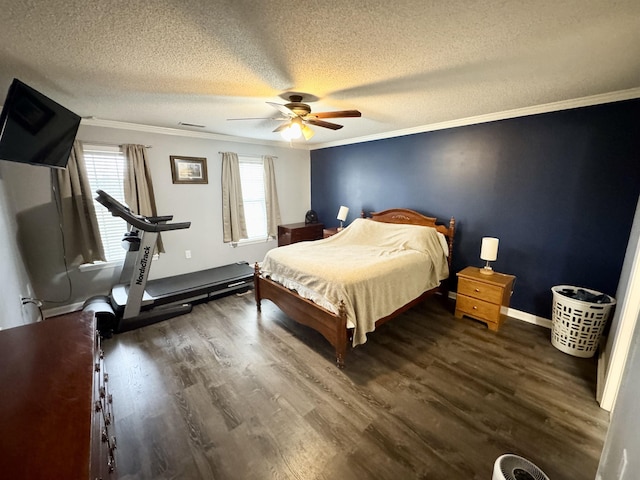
[238,156,268,242]
[83,145,128,262]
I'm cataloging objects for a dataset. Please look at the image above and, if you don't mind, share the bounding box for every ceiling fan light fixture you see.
[230,93,362,140]
[281,118,303,140]
[301,124,315,140]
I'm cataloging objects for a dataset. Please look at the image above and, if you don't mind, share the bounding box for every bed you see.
[254,208,456,367]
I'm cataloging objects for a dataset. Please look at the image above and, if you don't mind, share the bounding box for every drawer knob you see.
[473,306,478,310]
[108,455,116,472]
[474,288,481,292]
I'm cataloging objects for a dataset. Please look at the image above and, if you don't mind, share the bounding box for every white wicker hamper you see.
[551,285,616,358]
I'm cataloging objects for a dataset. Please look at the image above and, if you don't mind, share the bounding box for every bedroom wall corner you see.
[0,162,39,328]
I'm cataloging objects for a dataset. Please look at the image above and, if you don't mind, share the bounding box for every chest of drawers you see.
[278,222,324,246]
[0,311,116,479]
[455,266,515,331]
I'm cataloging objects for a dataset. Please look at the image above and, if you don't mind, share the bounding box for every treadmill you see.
[85,190,254,333]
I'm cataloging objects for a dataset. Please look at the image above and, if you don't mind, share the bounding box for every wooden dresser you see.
[455,266,516,331]
[323,227,340,238]
[277,222,324,246]
[0,311,116,479]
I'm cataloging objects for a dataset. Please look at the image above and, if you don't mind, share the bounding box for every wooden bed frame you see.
[254,208,456,368]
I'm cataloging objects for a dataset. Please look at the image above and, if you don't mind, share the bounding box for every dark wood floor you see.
[104,292,609,480]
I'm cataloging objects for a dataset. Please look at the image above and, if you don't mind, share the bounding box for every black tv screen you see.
[0,79,81,169]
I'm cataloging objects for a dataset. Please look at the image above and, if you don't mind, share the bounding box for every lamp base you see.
[480,266,494,275]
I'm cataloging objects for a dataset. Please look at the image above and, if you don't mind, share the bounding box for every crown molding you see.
[310,87,640,150]
[80,117,308,150]
[79,87,640,152]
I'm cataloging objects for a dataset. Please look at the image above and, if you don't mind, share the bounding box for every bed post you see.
[335,301,348,368]
[253,262,262,312]
[447,217,455,271]
[438,217,455,301]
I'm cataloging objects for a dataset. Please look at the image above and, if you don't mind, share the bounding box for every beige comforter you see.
[261,218,449,346]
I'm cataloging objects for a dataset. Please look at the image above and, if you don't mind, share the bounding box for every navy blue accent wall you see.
[311,99,640,318]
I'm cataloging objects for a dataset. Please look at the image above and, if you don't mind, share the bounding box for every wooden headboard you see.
[365,208,456,269]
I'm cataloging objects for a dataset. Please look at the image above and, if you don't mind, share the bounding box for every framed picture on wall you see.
[170,156,208,184]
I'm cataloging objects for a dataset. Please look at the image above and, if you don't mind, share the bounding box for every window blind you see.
[83,145,127,262]
[238,157,267,241]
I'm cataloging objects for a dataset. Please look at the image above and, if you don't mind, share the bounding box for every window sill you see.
[233,237,276,247]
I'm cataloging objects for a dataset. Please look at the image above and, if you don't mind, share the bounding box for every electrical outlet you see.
[185,250,192,259]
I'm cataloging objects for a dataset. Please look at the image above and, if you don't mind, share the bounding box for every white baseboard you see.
[448,292,551,329]
[506,306,552,329]
[43,302,85,318]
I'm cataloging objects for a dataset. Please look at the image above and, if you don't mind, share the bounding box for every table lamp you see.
[480,237,499,275]
[337,206,349,230]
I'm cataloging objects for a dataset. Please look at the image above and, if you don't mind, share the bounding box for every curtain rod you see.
[84,141,152,148]
[218,152,277,159]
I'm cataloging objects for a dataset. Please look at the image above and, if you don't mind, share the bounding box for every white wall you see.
[0,163,39,329]
[2,123,311,313]
[597,310,640,480]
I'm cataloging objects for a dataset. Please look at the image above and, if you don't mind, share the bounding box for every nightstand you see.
[454,266,515,331]
[323,227,340,238]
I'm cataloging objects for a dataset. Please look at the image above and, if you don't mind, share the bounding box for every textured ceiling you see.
[1,0,639,146]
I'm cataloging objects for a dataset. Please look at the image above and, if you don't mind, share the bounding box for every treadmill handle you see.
[158,221,192,231]
[95,189,191,232]
[148,215,174,223]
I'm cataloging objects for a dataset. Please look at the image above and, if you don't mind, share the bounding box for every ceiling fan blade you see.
[266,101,296,117]
[227,117,287,121]
[301,125,315,140]
[272,122,290,133]
[311,110,362,119]
[306,118,343,130]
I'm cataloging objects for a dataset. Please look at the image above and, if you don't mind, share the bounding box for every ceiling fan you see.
[228,94,361,140]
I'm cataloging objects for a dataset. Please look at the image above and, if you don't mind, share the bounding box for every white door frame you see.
[598,196,640,411]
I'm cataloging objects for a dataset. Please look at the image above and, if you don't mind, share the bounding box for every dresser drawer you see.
[92,330,117,477]
[455,294,501,324]
[291,225,322,241]
[458,277,504,304]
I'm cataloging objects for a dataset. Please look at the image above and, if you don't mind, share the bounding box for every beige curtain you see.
[55,140,106,264]
[221,152,247,243]
[263,155,281,239]
[122,144,164,253]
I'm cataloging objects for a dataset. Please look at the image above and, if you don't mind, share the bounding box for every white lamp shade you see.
[337,206,349,222]
[480,237,499,261]
[281,122,302,140]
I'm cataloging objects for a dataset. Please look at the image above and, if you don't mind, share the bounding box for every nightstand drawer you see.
[455,294,501,323]
[458,278,504,304]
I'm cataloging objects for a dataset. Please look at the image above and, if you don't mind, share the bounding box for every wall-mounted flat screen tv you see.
[0,78,81,169]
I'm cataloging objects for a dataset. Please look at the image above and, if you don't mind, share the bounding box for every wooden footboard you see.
[254,263,441,368]
[254,263,350,367]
